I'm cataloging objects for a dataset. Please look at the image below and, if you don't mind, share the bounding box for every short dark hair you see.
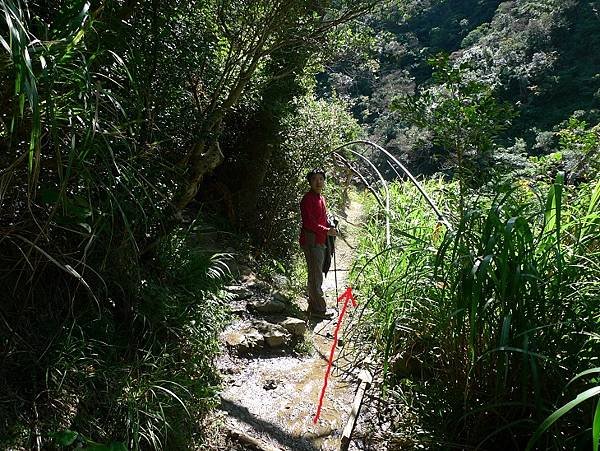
[306,168,326,182]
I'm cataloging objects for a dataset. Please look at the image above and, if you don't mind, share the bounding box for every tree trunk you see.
[175,139,224,211]
[232,111,276,224]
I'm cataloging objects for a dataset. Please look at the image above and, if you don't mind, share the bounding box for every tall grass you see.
[1,222,231,449]
[347,177,600,449]
[0,2,231,448]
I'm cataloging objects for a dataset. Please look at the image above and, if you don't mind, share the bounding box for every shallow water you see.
[218,201,365,450]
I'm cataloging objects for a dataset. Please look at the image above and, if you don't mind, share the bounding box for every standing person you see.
[300,168,337,319]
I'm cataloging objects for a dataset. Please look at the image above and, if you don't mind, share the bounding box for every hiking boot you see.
[307,309,335,320]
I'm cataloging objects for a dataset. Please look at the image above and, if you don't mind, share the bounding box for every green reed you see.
[347,176,600,449]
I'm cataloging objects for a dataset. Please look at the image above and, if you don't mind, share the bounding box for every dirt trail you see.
[217,197,365,450]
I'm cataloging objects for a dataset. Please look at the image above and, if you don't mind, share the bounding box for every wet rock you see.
[224,285,253,301]
[242,329,264,349]
[280,317,306,337]
[263,329,288,347]
[263,379,278,390]
[253,321,290,347]
[222,328,264,354]
[249,297,286,314]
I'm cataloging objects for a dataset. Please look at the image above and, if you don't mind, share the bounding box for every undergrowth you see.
[0,224,231,450]
[345,177,600,449]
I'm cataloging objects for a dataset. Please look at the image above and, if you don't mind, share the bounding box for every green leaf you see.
[0,34,10,53]
[593,398,600,451]
[566,367,600,389]
[78,222,92,233]
[51,429,79,446]
[525,386,600,451]
[588,182,600,215]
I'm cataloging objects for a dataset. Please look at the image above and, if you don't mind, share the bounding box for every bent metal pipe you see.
[330,140,453,233]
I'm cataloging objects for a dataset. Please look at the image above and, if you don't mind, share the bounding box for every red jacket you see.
[299,190,329,246]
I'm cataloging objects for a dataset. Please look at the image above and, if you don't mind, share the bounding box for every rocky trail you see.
[215,199,367,450]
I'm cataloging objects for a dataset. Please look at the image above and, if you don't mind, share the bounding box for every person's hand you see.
[327,227,338,237]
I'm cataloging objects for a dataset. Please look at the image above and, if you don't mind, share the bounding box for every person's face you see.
[309,173,325,193]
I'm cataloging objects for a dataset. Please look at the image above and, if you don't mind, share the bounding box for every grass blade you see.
[525,386,600,451]
[594,398,600,451]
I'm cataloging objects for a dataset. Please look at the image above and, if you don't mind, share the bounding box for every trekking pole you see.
[333,218,339,313]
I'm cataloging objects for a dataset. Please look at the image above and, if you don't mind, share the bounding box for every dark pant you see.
[302,231,326,313]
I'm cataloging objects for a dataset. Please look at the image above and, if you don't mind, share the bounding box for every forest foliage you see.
[0,0,367,448]
[323,0,600,179]
[1,0,599,449]
[337,2,600,447]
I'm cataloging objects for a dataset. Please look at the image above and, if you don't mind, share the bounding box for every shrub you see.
[0,225,230,450]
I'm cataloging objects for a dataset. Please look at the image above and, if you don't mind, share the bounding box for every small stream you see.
[217,201,365,450]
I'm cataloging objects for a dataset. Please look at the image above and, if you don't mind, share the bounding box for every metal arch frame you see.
[332,148,391,247]
[330,140,453,238]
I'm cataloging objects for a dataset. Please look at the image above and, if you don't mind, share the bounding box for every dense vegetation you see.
[0,0,365,448]
[339,7,600,447]
[1,0,599,449]
[348,176,599,448]
[323,0,600,178]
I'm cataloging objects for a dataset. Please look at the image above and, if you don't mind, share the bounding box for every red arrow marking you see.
[313,286,357,424]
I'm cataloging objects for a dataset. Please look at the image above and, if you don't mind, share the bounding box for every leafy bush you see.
[0,223,230,450]
[392,53,515,197]
[0,1,366,447]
